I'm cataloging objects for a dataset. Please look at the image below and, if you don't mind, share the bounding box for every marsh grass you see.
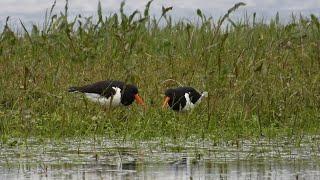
[0,1,319,143]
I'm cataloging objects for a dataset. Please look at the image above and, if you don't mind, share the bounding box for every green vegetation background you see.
[0,1,319,143]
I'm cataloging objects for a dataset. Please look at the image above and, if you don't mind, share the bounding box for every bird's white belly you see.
[182,93,195,111]
[84,87,122,107]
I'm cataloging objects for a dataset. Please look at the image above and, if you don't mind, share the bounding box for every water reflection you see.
[1,138,320,179]
[3,159,320,179]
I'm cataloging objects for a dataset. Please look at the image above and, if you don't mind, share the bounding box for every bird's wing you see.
[77,81,117,98]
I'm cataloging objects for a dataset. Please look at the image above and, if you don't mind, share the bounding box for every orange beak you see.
[134,94,145,106]
[162,96,170,108]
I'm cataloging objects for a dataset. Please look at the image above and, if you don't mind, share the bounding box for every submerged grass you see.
[0,1,320,143]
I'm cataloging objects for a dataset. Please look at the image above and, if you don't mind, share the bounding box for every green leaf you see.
[196,9,203,18]
[144,0,153,17]
[311,14,320,31]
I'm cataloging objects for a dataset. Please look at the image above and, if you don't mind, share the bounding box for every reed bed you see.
[0,1,319,143]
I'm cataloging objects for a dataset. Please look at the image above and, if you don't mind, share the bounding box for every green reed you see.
[0,1,319,143]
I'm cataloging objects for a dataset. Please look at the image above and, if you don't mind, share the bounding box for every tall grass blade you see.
[19,19,33,45]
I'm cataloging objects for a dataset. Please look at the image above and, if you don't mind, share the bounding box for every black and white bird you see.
[68,80,145,107]
[162,87,208,111]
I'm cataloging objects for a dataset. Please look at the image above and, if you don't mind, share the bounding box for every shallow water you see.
[1,137,320,179]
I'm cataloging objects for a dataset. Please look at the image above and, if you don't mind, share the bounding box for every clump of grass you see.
[0,1,319,143]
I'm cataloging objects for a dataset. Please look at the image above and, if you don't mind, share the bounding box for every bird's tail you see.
[201,91,208,98]
[68,86,79,92]
[195,91,208,104]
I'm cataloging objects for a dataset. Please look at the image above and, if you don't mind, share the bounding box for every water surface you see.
[1,137,320,179]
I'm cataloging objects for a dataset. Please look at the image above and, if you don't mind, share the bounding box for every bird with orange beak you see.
[69,80,145,108]
[162,87,208,111]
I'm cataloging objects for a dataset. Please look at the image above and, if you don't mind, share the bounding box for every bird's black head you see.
[165,87,201,103]
[164,88,186,110]
[163,87,201,111]
[164,88,174,98]
[121,84,144,106]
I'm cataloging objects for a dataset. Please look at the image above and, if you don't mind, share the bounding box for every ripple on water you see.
[1,137,320,179]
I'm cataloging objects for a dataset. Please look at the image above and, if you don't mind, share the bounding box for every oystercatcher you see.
[162,87,208,111]
[68,80,145,107]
